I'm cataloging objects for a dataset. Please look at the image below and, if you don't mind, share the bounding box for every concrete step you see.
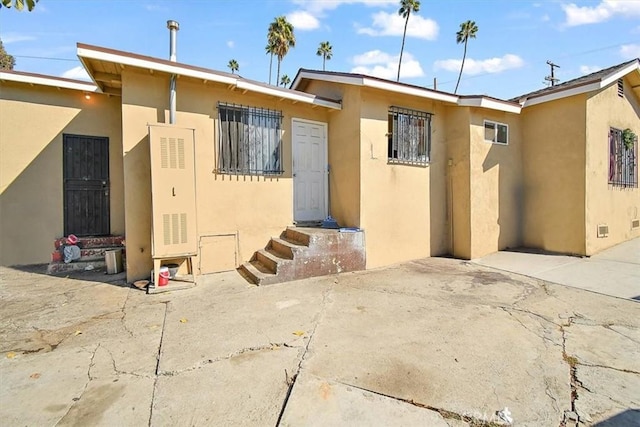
[51,246,125,263]
[54,235,125,250]
[237,260,278,285]
[239,227,366,286]
[268,237,304,259]
[47,259,107,275]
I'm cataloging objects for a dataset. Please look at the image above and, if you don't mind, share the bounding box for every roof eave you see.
[0,71,99,92]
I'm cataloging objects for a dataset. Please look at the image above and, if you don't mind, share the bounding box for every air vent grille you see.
[597,224,609,238]
[632,219,640,230]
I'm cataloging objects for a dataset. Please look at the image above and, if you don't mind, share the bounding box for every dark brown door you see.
[63,134,110,236]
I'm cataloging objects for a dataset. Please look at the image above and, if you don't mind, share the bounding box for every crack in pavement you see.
[275,283,335,426]
[499,306,562,348]
[54,344,100,426]
[149,301,170,427]
[157,342,302,377]
[335,380,505,427]
[119,289,134,338]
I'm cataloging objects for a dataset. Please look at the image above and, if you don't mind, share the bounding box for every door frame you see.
[63,133,111,236]
[291,118,329,223]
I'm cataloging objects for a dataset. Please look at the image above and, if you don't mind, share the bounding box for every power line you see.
[14,55,78,62]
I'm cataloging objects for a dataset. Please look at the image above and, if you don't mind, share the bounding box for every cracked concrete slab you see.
[1,253,639,427]
[0,346,95,426]
[564,323,640,373]
[303,273,568,426]
[151,346,299,426]
[278,373,450,426]
[573,365,640,425]
[157,275,331,374]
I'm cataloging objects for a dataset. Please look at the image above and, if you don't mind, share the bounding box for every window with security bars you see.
[217,103,283,175]
[388,106,432,165]
[609,127,638,188]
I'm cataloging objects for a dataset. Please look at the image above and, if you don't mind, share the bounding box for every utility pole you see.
[544,60,560,86]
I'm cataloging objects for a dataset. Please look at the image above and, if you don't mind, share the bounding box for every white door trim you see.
[291,118,329,222]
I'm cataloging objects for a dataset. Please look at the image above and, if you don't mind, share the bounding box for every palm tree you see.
[454,20,478,94]
[265,42,276,85]
[316,41,333,71]
[227,59,239,74]
[268,16,295,86]
[397,0,420,82]
[280,74,291,87]
[1,0,38,11]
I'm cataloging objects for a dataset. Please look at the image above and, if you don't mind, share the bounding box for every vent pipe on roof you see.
[167,20,179,124]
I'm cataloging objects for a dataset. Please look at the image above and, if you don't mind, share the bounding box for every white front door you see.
[292,119,327,222]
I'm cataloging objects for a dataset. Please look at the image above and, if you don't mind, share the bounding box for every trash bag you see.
[63,245,81,263]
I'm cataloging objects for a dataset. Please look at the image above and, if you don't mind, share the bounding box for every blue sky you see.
[1,0,639,99]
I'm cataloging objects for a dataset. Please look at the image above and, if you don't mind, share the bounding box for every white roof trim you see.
[601,61,640,88]
[520,81,601,108]
[363,77,458,104]
[458,97,521,114]
[292,70,459,104]
[520,60,639,108]
[235,80,341,109]
[78,46,340,110]
[77,46,237,85]
[0,71,99,92]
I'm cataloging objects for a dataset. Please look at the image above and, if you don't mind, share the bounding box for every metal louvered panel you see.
[160,138,169,169]
[149,125,197,258]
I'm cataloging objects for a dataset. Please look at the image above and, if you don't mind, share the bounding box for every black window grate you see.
[387,106,432,166]
[609,128,638,188]
[217,103,284,175]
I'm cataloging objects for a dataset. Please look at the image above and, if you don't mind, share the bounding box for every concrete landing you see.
[1,255,639,426]
[473,238,640,301]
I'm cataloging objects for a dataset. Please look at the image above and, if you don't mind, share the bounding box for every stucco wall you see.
[468,109,523,258]
[584,77,640,254]
[0,82,123,266]
[305,80,361,228]
[359,88,449,268]
[521,95,588,255]
[121,70,330,281]
[445,106,472,259]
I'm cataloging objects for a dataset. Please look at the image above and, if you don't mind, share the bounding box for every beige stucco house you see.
[1,42,638,283]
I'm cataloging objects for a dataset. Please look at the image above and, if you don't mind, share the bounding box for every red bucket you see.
[158,267,170,287]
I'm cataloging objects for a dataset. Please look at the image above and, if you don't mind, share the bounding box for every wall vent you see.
[617,78,624,97]
[162,212,189,245]
[632,219,640,230]
[597,224,609,238]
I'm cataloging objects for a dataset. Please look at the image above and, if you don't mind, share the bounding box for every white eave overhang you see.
[292,70,521,113]
[458,97,521,114]
[77,46,341,110]
[0,71,99,92]
[519,61,640,108]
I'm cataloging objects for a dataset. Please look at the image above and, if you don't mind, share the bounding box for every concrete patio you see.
[1,251,638,426]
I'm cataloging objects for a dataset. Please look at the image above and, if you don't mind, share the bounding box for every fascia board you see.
[0,71,99,92]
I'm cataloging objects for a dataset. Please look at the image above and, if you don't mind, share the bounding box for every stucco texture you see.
[120,70,330,281]
[585,77,640,254]
[0,82,124,266]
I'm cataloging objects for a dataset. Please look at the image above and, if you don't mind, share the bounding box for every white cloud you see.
[2,33,36,44]
[292,0,396,14]
[287,10,321,30]
[61,66,91,81]
[351,50,424,79]
[580,65,602,74]
[620,43,640,59]
[562,0,640,27]
[226,40,235,48]
[434,54,524,76]
[357,11,439,40]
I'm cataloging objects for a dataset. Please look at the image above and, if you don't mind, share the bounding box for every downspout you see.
[167,20,179,124]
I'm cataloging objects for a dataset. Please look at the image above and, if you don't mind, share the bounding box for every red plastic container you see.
[158,267,170,287]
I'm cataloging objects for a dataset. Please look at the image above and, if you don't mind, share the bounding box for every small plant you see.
[622,128,636,150]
